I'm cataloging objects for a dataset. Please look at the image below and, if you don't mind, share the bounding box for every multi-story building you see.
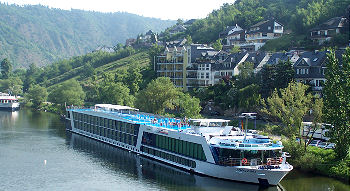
[219,24,246,50]
[293,50,328,94]
[156,45,188,89]
[310,17,348,45]
[293,50,345,95]
[242,20,283,51]
[220,20,284,51]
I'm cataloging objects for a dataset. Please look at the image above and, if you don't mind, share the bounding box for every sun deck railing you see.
[67,106,191,130]
[217,157,283,167]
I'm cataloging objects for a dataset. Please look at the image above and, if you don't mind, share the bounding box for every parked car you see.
[317,142,328,149]
[325,143,336,149]
[309,140,322,147]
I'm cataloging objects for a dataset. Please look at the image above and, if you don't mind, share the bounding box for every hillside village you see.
[0,1,349,184]
[118,15,348,98]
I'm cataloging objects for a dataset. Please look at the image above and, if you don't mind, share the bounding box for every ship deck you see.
[70,108,192,131]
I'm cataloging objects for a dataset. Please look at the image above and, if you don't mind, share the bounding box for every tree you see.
[261,81,312,137]
[230,46,240,53]
[185,35,193,45]
[304,97,323,149]
[260,60,294,98]
[49,79,85,106]
[176,92,201,118]
[212,39,223,51]
[236,62,255,88]
[125,66,143,95]
[25,85,48,108]
[176,19,184,25]
[81,62,95,78]
[135,77,179,114]
[23,63,40,92]
[148,43,164,70]
[1,58,12,79]
[237,84,261,111]
[323,49,350,159]
[0,77,23,95]
[99,81,135,107]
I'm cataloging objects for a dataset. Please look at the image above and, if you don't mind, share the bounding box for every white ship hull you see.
[69,125,292,186]
[0,102,20,111]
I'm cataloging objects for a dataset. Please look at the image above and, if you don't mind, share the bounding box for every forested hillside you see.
[186,0,349,44]
[0,3,175,68]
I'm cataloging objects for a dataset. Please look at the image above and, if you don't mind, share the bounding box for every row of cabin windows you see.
[141,146,196,168]
[0,100,18,103]
[72,112,139,135]
[142,132,206,161]
[74,121,137,146]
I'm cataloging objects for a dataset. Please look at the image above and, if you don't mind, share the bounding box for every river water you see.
[0,109,349,191]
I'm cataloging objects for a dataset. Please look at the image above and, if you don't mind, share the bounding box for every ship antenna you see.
[244,115,248,141]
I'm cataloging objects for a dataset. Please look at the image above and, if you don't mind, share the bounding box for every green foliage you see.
[212,39,223,51]
[124,66,143,95]
[237,62,255,88]
[25,85,48,108]
[185,35,193,45]
[260,60,294,98]
[0,3,175,68]
[283,137,349,181]
[1,58,12,79]
[135,77,201,118]
[230,46,240,53]
[323,48,350,159]
[136,77,179,115]
[0,76,23,95]
[99,81,135,107]
[49,79,85,106]
[282,137,306,161]
[261,82,312,137]
[237,84,260,111]
[176,92,201,118]
[23,63,41,92]
[81,62,95,79]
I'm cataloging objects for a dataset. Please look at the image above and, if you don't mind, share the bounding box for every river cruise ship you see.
[0,92,20,111]
[65,104,293,186]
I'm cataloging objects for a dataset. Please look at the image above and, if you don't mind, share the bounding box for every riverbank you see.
[283,138,350,184]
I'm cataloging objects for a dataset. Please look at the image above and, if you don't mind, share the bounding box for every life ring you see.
[279,157,283,163]
[242,158,248,164]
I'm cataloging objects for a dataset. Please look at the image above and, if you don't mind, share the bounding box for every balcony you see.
[312,86,323,91]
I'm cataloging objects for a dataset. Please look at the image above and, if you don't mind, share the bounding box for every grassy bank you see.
[283,138,350,183]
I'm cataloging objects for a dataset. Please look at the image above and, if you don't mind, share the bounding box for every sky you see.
[2,0,235,20]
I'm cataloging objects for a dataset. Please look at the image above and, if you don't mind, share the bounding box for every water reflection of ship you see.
[0,110,19,128]
[67,132,280,191]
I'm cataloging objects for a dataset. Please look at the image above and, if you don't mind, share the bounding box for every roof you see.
[294,51,327,67]
[189,119,230,123]
[95,104,139,111]
[219,24,244,37]
[184,19,196,25]
[169,24,186,33]
[310,17,348,31]
[244,52,268,67]
[212,52,248,70]
[145,30,154,35]
[190,44,216,61]
[294,51,328,79]
[265,52,299,65]
[247,20,283,34]
[165,38,187,48]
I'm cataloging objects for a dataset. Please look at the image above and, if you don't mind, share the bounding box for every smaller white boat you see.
[0,92,20,111]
